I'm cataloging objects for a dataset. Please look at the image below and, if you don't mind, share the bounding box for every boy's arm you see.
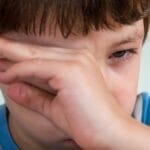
[112,116,150,150]
[0,38,150,149]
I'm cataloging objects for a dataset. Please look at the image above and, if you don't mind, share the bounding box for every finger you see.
[7,81,70,140]
[6,82,54,117]
[0,37,80,62]
[0,59,65,89]
[7,81,71,136]
[0,58,57,94]
[23,77,57,95]
[0,59,14,71]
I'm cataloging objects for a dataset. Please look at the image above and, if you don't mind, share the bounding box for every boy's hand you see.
[0,38,133,149]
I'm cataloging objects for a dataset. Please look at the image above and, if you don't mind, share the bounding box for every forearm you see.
[111,118,150,150]
[87,112,150,150]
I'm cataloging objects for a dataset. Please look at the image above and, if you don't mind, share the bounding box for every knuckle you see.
[67,60,85,74]
[30,58,44,65]
[28,47,39,58]
[76,52,90,67]
[76,49,95,65]
[76,51,87,62]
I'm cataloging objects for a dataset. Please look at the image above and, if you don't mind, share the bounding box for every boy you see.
[0,0,150,149]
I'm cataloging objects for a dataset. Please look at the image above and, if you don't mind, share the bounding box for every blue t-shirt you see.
[0,105,18,150]
[132,93,150,125]
[0,93,150,150]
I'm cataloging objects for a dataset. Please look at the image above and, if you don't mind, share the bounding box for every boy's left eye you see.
[112,50,129,58]
[109,49,137,62]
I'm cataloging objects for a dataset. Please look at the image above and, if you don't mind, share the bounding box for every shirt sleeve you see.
[141,92,150,125]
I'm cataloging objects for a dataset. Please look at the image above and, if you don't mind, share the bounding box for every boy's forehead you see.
[108,20,144,44]
[4,20,144,48]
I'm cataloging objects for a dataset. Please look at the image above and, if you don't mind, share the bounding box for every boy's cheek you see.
[105,61,140,115]
[110,78,138,115]
[116,87,137,115]
[117,69,139,114]
[104,69,139,115]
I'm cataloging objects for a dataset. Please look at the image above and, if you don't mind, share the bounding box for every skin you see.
[0,20,149,149]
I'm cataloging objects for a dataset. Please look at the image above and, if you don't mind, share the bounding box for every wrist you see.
[110,115,150,150]
[91,112,136,150]
[83,112,130,149]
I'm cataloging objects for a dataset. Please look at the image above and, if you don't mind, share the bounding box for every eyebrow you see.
[113,31,144,47]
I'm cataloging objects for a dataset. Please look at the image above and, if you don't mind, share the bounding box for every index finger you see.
[0,37,35,61]
[0,37,79,62]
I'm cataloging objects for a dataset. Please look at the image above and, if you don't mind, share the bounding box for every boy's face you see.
[2,20,144,147]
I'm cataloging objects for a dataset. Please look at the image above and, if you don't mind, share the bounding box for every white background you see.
[138,31,150,92]
[0,32,150,104]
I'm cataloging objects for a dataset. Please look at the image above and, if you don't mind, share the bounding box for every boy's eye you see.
[109,49,137,63]
[112,51,128,58]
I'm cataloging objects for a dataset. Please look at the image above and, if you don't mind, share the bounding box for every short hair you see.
[0,0,149,40]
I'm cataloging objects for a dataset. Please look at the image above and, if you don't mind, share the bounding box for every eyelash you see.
[109,49,137,63]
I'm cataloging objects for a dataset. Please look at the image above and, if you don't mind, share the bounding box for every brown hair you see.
[0,0,149,39]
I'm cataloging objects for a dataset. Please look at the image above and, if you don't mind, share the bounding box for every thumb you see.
[6,82,54,115]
